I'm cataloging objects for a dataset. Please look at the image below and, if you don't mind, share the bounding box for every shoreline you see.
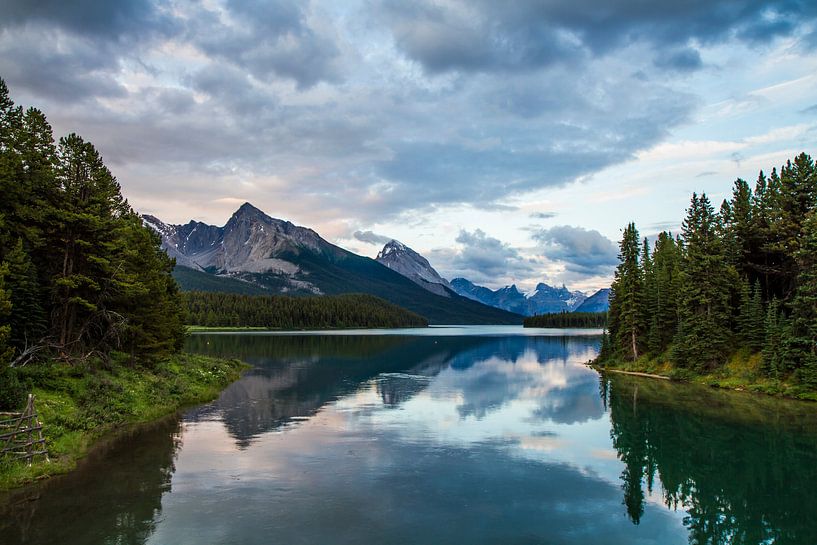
[590,358,817,403]
[187,324,430,333]
[0,353,249,493]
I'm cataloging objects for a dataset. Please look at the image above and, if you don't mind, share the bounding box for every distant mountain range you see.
[143,203,522,324]
[574,288,611,313]
[144,202,608,322]
[373,241,609,316]
[449,279,590,316]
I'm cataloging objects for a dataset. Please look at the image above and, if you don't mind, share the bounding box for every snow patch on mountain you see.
[375,240,452,297]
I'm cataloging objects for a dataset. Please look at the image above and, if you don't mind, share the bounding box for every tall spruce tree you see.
[0,262,24,409]
[609,223,644,361]
[673,194,734,372]
[112,214,186,361]
[4,238,47,352]
[762,299,786,378]
[641,238,660,355]
[651,232,681,353]
[51,133,130,354]
[0,263,11,365]
[787,212,817,386]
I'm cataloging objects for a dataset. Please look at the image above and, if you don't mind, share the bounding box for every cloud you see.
[187,0,344,89]
[430,229,537,285]
[0,0,176,41]
[645,221,681,233]
[1,0,814,233]
[533,225,618,276]
[354,230,392,245]
[530,212,557,220]
[799,104,817,115]
[377,0,817,76]
[653,47,702,72]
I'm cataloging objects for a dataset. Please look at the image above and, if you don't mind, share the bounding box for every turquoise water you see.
[3,327,817,544]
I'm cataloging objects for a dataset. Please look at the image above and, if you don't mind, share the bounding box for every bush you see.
[0,366,25,410]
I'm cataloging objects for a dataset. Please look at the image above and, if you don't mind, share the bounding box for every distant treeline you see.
[602,152,817,386]
[185,291,428,329]
[524,311,607,328]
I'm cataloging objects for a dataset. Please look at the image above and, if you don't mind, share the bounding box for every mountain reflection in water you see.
[2,330,816,545]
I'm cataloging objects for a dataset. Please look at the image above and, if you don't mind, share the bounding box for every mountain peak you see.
[375,240,451,294]
[377,239,408,259]
[233,202,266,219]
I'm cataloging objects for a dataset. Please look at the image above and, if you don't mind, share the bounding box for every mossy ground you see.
[597,347,817,402]
[0,353,247,491]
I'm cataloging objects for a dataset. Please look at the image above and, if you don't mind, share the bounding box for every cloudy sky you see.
[2,0,816,291]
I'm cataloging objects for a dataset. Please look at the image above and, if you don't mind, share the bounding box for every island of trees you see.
[601,152,817,397]
[185,291,428,329]
[523,311,607,328]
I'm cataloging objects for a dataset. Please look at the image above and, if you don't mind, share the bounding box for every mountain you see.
[574,288,610,313]
[144,203,522,325]
[371,242,591,316]
[450,278,588,316]
[375,240,451,297]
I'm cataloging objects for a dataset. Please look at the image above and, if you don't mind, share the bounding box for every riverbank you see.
[594,348,817,402]
[0,353,248,491]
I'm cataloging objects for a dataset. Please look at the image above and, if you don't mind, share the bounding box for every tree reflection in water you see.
[606,374,817,544]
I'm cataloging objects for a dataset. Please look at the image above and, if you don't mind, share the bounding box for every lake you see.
[3,326,817,544]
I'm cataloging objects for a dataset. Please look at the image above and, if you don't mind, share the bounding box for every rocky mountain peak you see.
[376,239,409,260]
[375,239,451,296]
[229,202,273,224]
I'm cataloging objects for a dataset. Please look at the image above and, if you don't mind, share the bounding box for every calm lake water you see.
[3,326,817,544]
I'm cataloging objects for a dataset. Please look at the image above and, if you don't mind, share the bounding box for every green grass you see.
[187,325,273,332]
[0,353,248,491]
[596,347,817,401]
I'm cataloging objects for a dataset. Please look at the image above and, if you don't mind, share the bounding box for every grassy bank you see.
[187,325,272,332]
[0,353,247,491]
[595,348,817,401]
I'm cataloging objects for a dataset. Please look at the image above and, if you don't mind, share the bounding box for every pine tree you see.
[641,238,660,355]
[762,299,785,378]
[721,179,755,275]
[0,262,24,409]
[112,214,186,362]
[0,263,11,365]
[650,232,681,353]
[737,278,750,342]
[787,212,817,386]
[609,223,645,361]
[4,238,47,351]
[673,194,734,372]
[51,133,129,354]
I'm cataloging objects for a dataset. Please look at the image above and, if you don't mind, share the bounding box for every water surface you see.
[3,326,817,544]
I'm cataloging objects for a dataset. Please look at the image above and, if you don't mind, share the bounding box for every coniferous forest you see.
[185,291,428,329]
[601,152,817,391]
[523,311,607,328]
[0,78,186,372]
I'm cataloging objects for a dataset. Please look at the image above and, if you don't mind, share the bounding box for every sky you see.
[2,0,816,292]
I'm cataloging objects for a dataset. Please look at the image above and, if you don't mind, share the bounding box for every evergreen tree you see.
[651,232,681,352]
[721,179,755,274]
[112,214,186,361]
[738,281,765,353]
[0,262,24,409]
[673,194,734,372]
[787,212,817,386]
[51,133,129,354]
[4,238,47,351]
[0,263,11,365]
[641,238,660,355]
[762,299,785,378]
[609,223,644,361]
